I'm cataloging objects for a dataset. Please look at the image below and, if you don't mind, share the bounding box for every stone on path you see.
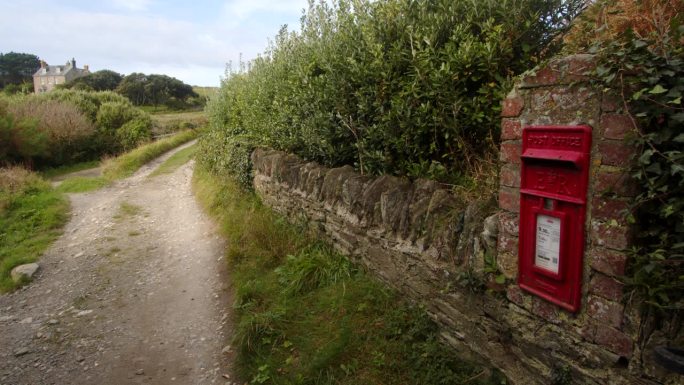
[14,347,30,357]
[10,263,40,283]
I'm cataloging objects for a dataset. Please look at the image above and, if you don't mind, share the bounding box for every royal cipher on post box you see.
[518,125,592,313]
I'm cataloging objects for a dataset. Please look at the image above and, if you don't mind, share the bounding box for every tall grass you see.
[101,129,197,180]
[0,167,68,291]
[57,129,198,193]
[148,143,196,177]
[192,166,506,385]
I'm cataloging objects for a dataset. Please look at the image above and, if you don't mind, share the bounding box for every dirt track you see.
[0,143,235,385]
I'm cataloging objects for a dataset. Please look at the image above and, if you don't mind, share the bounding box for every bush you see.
[202,0,584,186]
[116,114,152,150]
[0,100,48,166]
[38,90,152,158]
[7,98,95,166]
[96,101,136,132]
[0,166,46,213]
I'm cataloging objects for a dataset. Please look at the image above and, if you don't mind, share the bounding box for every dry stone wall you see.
[250,55,681,384]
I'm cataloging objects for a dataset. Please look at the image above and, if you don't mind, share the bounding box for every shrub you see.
[96,101,137,132]
[7,98,95,166]
[0,100,48,166]
[39,90,151,157]
[202,0,585,186]
[116,114,152,150]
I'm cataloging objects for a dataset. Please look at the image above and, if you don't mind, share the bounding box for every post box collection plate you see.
[518,125,592,312]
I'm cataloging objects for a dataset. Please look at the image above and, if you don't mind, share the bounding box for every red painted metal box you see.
[518,125,592,312]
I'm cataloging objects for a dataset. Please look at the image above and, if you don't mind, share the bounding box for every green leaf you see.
[495,274,506,285]
[639,149,654,164]
[649,84,668,94]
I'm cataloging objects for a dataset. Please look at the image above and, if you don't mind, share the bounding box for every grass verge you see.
[56,130,197,193]
[149,143,196,177]
[56,176,110,193]
[40,160,100,179]
[101,129,197,180]
[0,167,69,292]
[192,166,506,385]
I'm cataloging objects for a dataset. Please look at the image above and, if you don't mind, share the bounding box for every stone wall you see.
[250,55,681,384]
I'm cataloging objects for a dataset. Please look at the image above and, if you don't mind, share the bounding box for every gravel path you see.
[0,143,235,385]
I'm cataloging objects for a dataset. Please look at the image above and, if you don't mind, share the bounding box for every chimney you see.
[71,58,76,68]
[40,60,46,69]
[83,64,89,72]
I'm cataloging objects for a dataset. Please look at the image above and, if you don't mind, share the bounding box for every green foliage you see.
[196,127,255,188]
[57,129,197,192]
[0,101,49,165]
[149,144,196,177]
[276,244,355,295]
[96,101,137,131]
[5,97,96,166]
[55,176,109,193]
[0,167,68,292]
[0,52,39,88]
[192,166,506,385]
[7,89,155,163]
[59,69,123,91]
[115,110,153,151]
[101,129,197,180]
[201,0,584,185]
[116,73,198,107]
[2,82,32,95]
[591,19,684,311]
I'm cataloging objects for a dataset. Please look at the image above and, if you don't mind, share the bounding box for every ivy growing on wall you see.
[592,15,683,313]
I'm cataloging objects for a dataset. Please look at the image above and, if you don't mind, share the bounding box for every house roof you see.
[33,60,88,77]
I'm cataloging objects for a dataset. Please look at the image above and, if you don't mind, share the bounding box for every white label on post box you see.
[535,214,561,274]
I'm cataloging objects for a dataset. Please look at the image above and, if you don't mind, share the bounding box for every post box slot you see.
[521,149,584,168]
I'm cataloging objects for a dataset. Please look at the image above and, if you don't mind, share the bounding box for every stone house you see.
[33,58,90,93]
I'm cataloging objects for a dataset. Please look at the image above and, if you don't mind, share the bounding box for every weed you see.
[117,202,142,217]
[0,167,68,292]
[149,143,196,177]
[56,130,197,193]
[193,166,505,385]
[276,244,355,295]
[102,129,197,180]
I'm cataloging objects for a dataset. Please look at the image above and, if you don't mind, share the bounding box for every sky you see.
[0,0,309,86]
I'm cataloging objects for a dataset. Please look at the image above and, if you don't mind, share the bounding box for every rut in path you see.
[0,142,236,385]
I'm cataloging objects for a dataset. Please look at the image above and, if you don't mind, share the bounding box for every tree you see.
[115,73,148,105]
[116,73,198,107]
[60,69,123,91]
[0,52,40,88]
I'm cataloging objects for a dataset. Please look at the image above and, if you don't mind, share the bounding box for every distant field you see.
[150,110,207,135]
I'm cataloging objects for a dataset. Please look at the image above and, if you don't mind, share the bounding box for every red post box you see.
[518,125,592,312]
